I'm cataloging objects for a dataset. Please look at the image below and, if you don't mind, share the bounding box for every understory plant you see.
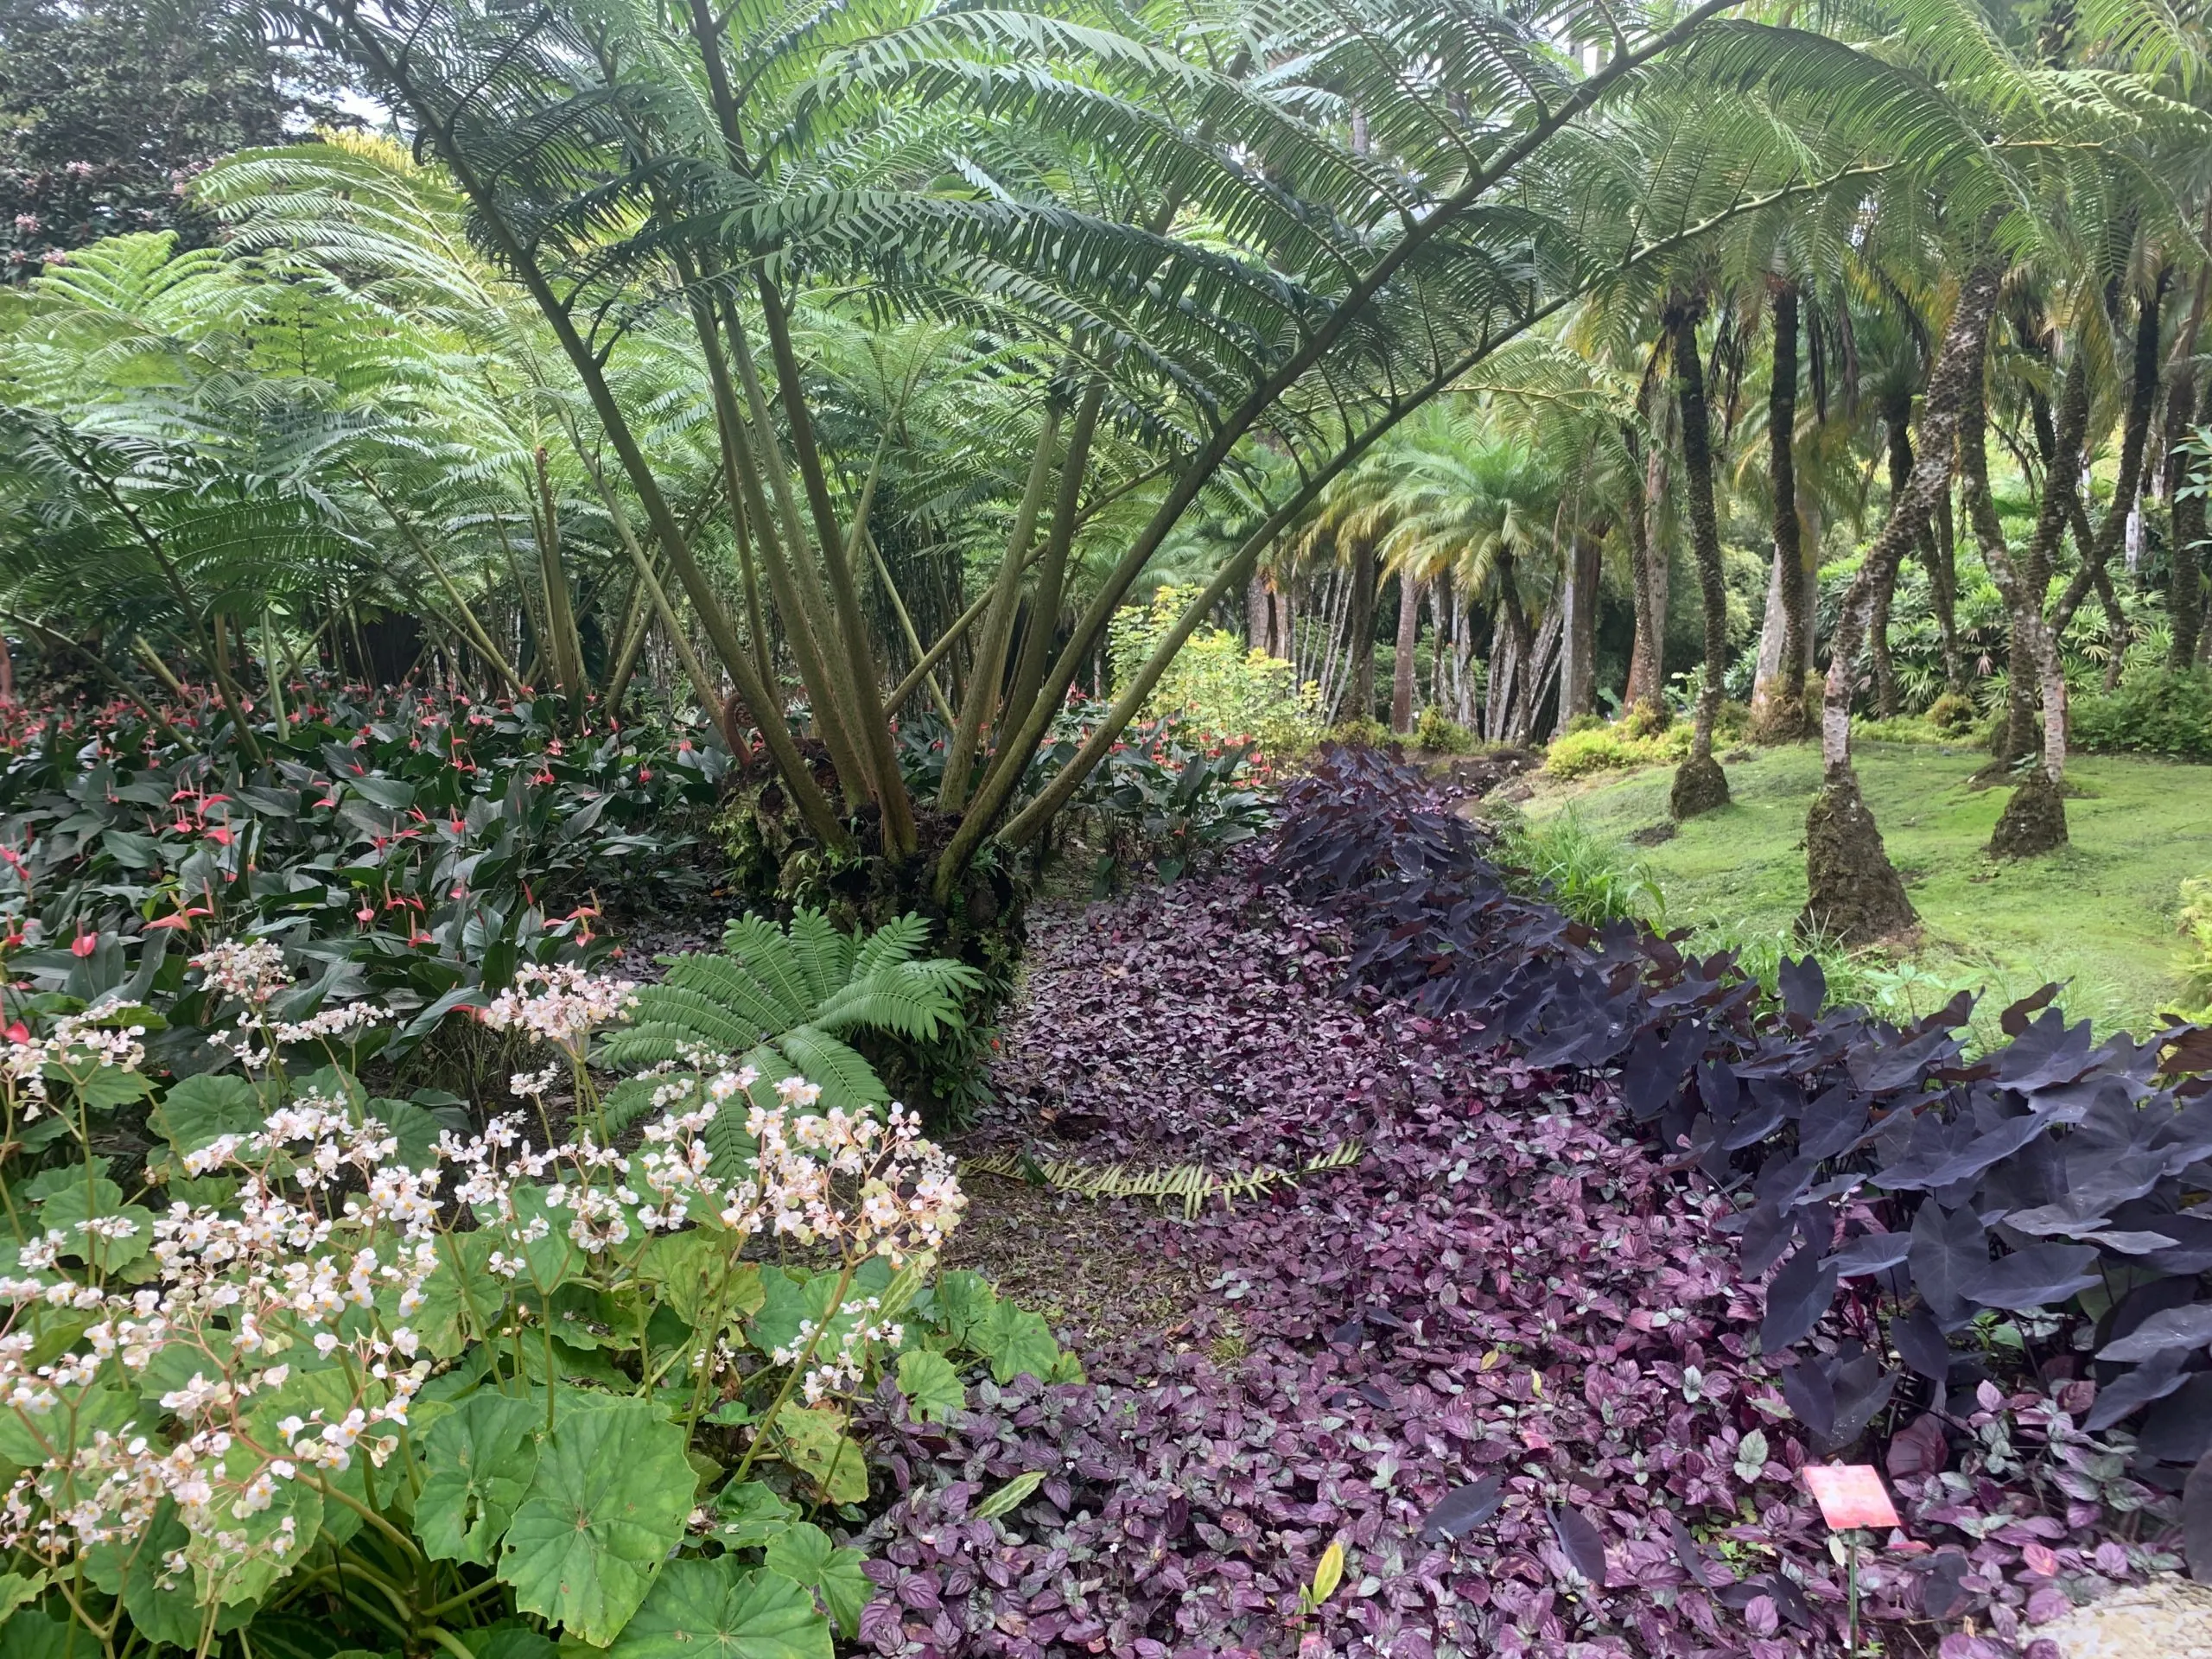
[1105,586,1325,765]
[0,683,721,1067]
[0,935,1071,1659]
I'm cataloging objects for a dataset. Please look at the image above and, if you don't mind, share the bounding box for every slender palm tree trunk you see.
[2174,372,2212,668]
[1624,422,1669,709]
[1753,279,1808,740]
[2166,245,2211,668]
[1389,570,1422,733]
[1668,298,1731,817]
[1337,542,1378,724]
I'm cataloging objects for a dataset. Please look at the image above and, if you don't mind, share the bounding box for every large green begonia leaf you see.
[496,1399,690,1645]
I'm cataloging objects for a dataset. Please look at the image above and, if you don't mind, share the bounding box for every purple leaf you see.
[1420,1477,1503,1542]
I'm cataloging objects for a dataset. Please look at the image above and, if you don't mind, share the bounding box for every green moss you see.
[1522,741,2212,1036]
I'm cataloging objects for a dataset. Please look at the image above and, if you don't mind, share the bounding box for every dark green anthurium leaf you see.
[417,1391,541,1566]
[497,1399,691,1645]
[605,1557,830,1659]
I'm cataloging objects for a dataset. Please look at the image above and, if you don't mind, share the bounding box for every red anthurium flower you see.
[3,1021,28,1043]
[70,931,98,957]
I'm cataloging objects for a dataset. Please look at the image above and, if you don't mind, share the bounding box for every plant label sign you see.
[1802,1464,1900,1531]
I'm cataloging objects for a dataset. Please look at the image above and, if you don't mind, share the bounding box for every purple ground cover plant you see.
[854,748,2196,1656]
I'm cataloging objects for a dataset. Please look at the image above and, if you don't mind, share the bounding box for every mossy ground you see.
[1521,739,2212,1035]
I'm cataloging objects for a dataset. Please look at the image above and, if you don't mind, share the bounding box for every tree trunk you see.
[1753,280,1808,741]
[1960,302,2069,855]
[1624,422,1669,709]
[1885,391,1963,698]
[1336,541,1378,724]
[1510,606,1565,743]
[2174,372,2212,668]
[1389,569,1422,733]
[2052,274,2167,645]
[1803,264,2001,939]
[2167,248,2211,667]
[1869,545,1901,718]
[1668,298,1731,818]
[1560,533,1599,722]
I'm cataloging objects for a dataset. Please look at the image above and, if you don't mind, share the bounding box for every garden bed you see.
[855,833,2181,1657]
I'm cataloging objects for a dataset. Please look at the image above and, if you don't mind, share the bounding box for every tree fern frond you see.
[850,912,932,977]
[771,1027,889,1109]
[785,908,856,1003]
[716,916,816,1020]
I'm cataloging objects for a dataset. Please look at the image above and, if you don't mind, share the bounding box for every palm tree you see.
[1665,290,1733,818]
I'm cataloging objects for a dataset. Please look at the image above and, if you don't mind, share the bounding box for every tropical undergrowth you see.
[0,932,1079,1659]
[0,681,724,1073]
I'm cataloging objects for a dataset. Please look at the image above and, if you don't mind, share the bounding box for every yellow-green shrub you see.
[1543,721,1692,779]
[1413,707,1478,753]
[1109,586,1325,760]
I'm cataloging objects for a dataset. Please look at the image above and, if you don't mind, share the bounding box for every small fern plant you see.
[597,910,980,1165]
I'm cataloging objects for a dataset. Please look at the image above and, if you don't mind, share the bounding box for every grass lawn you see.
[1519,740,2212,1035]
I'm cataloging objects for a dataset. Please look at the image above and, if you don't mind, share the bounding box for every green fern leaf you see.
[658,957,794,1039]
[851,912,931,978]
[785,908,855,1003]
[720,916,815,1020]
[771,1027,888,1109]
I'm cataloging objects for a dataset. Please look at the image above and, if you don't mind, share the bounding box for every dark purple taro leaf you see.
[1827,1230,1913,1277]
[1420,1476,1503,1542]
[1738,1200,1797,1277]
[2085,1350,2193,1431]
[1999,984,2062,1037]
[1999,1201,2115,1239]
[1827,1352,1899,1451]
[1921,1550,1975,1620]
[1666,1513,1721,1588]
[1781,1357,1837,1445]
[2187,1449,2212,1584]
[1994,1008,2096,1090]
[2138,1375,2212,1465]
[1798,1084,1872,1162]
[1955,1243,2102,1311]
[1886,1411,1949,1478]
[1892,1302,1954,1384]
[1910,1200,1989,1330]
[2098,1302,2212,1363]
[2144,1211,2212,1275]
[1762,1236,1840,1352]
[1851,1023,1963,1094]
[1778,956,1826,1021]
[2063,1147,2171,1217]
[1550,1506,1607,1585]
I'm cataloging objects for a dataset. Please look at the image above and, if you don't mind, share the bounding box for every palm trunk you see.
[2052,276,2167,645]
[1754,279,1808,740]
[1389,570,1422,733]
[1337,542,1379,724]
[531,448,589,706]
[1624,421,1669,709]
[1559,533,1599,722]
[2166,246,2211,668]
[1802,264,1999,940]
[1960,286,2069,855]
[2174,372,2212,668]
[1669,298,1731,817]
